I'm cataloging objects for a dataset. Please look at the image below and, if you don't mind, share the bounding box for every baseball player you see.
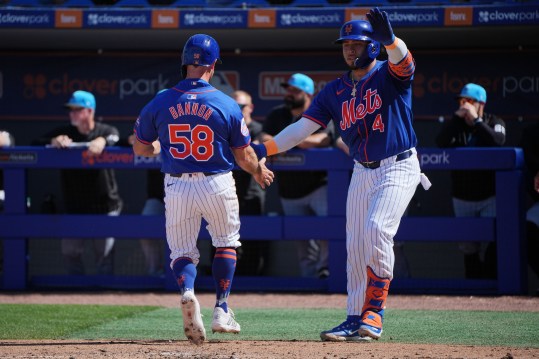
[133,34,274,345]
[252,8,430,341]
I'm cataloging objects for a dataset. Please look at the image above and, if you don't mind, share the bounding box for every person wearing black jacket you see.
[260,74,335,279]
[436,83,505,279]
[33,90,123,275]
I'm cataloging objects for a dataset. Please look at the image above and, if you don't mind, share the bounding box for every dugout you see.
[0,0,538,293]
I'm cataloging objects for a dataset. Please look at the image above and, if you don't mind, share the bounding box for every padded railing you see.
[0,146,527,294]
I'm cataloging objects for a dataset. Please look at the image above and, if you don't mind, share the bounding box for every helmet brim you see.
[334,36,372,44]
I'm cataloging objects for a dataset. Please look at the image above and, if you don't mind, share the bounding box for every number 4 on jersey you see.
[372,114,385,132]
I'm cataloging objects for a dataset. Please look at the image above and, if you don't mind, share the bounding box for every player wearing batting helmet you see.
[251,7,431,341]
[133,33,274,345]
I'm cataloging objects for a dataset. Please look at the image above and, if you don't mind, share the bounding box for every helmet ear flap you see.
[367,41,380,60]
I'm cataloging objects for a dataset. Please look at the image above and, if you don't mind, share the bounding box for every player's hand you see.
[254,157,274,189]
[366,7,395,46]
[455,102,478,126]
[87,137,106,155]
[534,171,539,193]
[250,142,267,160]
[51,135,73,148]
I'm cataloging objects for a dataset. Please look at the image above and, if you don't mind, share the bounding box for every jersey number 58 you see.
[168,124,214,161]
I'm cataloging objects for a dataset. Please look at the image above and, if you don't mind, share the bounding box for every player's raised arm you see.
[367,7,414,78]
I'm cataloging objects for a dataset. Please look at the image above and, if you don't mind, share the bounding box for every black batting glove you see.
[366,7,395,46]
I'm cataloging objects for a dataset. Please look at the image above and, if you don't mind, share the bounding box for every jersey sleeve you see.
[133,103,158,145]
[229,106,251,149]
[303,86,333,128]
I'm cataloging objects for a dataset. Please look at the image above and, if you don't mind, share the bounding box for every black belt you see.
[359,149,413,170]
[170,172,215,177]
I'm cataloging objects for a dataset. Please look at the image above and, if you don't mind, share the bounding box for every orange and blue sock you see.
[172,257,196,295]
[212,247,237,312]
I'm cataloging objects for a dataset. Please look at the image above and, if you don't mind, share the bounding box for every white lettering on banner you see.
[119,74,169,99]
[280,13,341,26]
[183,13,243,26]
[60,14,77,24]
[254,14,270,23]
[87,13,148,26]
[502,76,539,97]
[450,12,467,21]
[134,154,162,166]
[420,152,449,166]
[264,77,285,97]
[387,11,438,23]
[478,9,539,23]
[158,14,174,24]
[0,13,50,25]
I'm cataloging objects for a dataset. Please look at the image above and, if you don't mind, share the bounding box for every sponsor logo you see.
[219,279,231,291]
[386,10,440,25]
[87,12,148,27]
[279,12,341,27]
[413,72,539,99]
[258,71,341,100]
[183,12,244,26]
[81,150,133,166]
[17,72,234,101]
[444,7,472,26]
[345,8,368,21]
[134,154,162,166]
[152,10,179,28]
[0,152,37,163]
[478,8,539,24]
[0,11,52,26]
[22,73,170,100]
[419,151,449,166]
[248,9,275,28]
[502,75,539,97]
[55,10,82,28]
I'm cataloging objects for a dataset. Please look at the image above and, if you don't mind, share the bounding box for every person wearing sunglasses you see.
[436,83,506,279]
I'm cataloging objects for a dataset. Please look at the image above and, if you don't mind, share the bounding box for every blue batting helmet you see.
[182,34,222,67]
[335,20,380,69]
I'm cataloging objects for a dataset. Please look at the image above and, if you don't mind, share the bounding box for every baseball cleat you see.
[181,291,206,345]
[320,316,373,342]
[211,307,241,334]
[358,310,383,340]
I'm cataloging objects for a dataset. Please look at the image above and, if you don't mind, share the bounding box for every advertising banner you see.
[0,50,537,121]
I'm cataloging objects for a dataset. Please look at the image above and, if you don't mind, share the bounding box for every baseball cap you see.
[64,90,96,110]
[458,83,487,104]
[281,73,315,96]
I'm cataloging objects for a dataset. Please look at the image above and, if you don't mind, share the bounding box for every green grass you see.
[1,304,538,347]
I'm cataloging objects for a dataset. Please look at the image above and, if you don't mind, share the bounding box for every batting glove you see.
[250,142,267,160]
[366,7,395,46]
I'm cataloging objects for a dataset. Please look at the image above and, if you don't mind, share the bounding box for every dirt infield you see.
[1,292,539,359]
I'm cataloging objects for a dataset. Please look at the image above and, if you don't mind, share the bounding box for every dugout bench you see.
[0,147,527,294]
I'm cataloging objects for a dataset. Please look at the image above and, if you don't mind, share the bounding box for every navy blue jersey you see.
[304,57,417,162]
[134,79,250,174]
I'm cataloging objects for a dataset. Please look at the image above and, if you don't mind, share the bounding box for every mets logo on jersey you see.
[240,119,249,137]
[340,88,382,131]
[344,24,353,35]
